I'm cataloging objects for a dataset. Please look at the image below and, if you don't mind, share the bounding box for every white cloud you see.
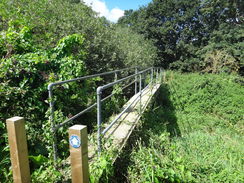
[107,8,124,22]
[82,0,124,22]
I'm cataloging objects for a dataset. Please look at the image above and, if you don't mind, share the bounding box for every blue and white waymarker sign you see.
[69,135,81,148]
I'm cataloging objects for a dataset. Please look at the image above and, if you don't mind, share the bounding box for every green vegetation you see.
[118,0,243,74]
[0,0,243,182]
[0,0,156,182]
[123,72,244,183]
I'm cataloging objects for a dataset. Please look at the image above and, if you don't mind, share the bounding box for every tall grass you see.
[126,72,244,183]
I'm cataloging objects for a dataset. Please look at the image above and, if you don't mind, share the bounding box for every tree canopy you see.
[118,0,244,74]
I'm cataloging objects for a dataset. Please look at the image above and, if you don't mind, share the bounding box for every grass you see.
[121,72,244,183]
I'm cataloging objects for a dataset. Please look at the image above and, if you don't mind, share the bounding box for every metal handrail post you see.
[153,67,155,83]
[150,68,153,94]
[135,68,138,94]
[159,68,161,82]
[114,72,118,81]
[143,71,146,88]
[48,87,58,162]
[160,68,163,83]
[157,68,159,81]
[155,68,157,82]
[139,73,142,114]
[97,87,102,154]
[157,68,159,83]
[155,68,157,83]
[141,72,144,89]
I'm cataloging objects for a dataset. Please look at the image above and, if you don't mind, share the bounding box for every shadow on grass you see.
[103,84,180,182]
[139,83,180,139]
[158,83,181,138]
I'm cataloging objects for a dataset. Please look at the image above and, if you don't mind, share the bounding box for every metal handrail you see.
[96,68,152,93]
[48,67,136,90]
[55,79,136,129]
[48,66,162,160]
[96,67,159,153]
[101,82,151,136]
[47,66,146,160]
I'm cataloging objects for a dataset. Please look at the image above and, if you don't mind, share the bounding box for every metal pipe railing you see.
[54,79,136,129]
[96,68,157,153]
[48,66,163,160]
[48,67,137,160]
[139,73,142,114]
[101,81,151,136]
[135,68,138,94]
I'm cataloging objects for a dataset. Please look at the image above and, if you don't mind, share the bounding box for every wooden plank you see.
[69,125,89,183]
[6,117,31,183]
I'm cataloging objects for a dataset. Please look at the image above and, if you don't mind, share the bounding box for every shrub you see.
[0,25,90,181]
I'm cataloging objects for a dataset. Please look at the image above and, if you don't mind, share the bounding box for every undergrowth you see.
[126,72,244,183]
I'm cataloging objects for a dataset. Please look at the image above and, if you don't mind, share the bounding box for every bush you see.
[0,24,91,181]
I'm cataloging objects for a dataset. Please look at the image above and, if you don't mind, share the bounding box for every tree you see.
[118,0,244,74]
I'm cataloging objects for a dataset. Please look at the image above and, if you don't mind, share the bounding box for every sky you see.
[82,0,151,22]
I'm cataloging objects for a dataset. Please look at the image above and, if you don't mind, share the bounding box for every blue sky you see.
[83,0,151,22]
[105,0,151,11]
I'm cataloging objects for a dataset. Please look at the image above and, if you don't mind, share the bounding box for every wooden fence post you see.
[6,117,31,183]
[69,125,89,183]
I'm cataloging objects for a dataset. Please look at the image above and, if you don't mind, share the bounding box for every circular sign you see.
[69,135,81,148]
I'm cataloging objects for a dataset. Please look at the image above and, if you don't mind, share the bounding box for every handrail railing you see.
[96,67,163,153]
[48,67,136,90]
[48,67,143,160]
[47,66,162,160]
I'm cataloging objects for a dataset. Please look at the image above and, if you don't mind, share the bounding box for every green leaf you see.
[29,155,48,166]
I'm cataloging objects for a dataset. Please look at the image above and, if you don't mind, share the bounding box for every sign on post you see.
[6,117,31,183]
[69,125,89,183]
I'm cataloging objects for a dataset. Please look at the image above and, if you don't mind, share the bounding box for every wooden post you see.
[69,125,89,183]
[6,117,31,183]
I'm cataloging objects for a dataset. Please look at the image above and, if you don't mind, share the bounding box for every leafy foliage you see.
[0,24,89,181]
[0,0,157,71]
[118,0,244,74]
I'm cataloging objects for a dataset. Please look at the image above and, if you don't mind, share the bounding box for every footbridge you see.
[48,67,164,162]
[5,67,164,182]
[48,67,163,160]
